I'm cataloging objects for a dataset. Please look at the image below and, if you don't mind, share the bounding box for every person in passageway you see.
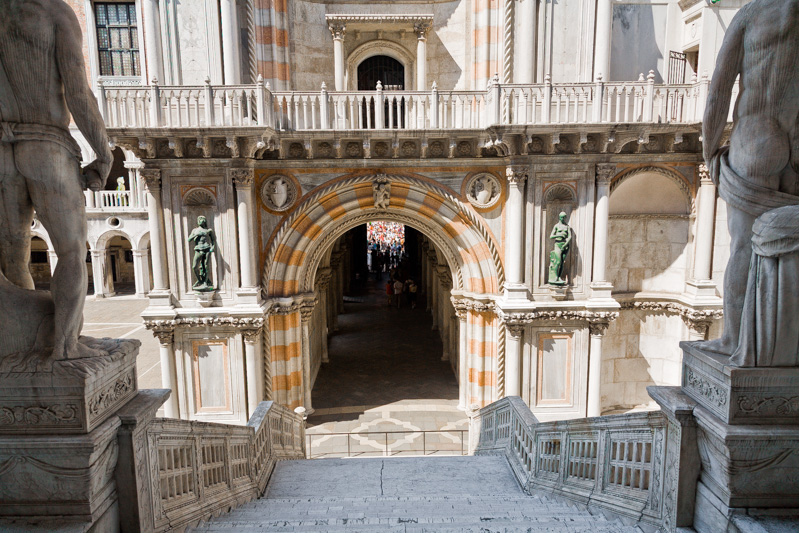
[393,278,404,308]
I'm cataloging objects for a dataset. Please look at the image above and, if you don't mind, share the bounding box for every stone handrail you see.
[472,396,682,530]
[116,393,305,532]
[99,72,731,131]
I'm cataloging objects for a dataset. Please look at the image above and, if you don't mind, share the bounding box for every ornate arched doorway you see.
[261,173,504,410]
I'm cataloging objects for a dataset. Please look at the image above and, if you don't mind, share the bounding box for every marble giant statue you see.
[547,212,572,286]
[0,0,113,361]
[701,0,799,366]
[188,216,216,292]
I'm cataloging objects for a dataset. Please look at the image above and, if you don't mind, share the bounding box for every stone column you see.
[590,163,615,302]
[300,306,315,414]
[587,320,608,417]
[330,23,346,91]
[593,0,613,81]
[132,249,151,297]
[124,160,143,208]
[438,267,451,360]
[414,22,432,91]
[141,169,171,304]
[456,308,469,410]
[154,328,180,417]
[142,0,164,83]
[243,328,262,416]
[316,268,332,363]
[329,252,342,331]
[90,249,113,298]
[231,170,259,303]
[687,163,719,302]
[517,0,538,83]
[504,320,524,397]
[505,165,528,299]
[220,0,242,84]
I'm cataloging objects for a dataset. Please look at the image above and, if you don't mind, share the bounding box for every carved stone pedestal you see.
[0,339,140,530]
[0,339,140,435]
[681,341,799,425]
[675,342,799,532]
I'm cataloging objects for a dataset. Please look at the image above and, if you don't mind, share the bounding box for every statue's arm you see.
[209,230,216,252]
[54,3,113,185]
[702,10,745,166]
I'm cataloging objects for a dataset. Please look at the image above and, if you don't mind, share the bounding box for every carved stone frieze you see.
[451,297,496,315]
[684,367,728,409]
[88,368,136,418]
[145,317,265,330]
[498,309,618,325]
[0,404,80,428]
[620,300,722,332]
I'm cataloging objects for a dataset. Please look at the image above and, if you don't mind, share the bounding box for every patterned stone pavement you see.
[307,276,468,458]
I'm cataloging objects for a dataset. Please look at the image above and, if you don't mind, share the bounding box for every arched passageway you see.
[261,173,504,413]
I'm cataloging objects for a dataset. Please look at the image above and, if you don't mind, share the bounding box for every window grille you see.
[668,51,687,84]
[95,3,140,77]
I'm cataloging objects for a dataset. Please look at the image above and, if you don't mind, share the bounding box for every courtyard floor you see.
[307,275,468,458]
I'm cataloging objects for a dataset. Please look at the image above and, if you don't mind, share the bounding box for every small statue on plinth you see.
[188,215,216,292]
[547,212,572,286]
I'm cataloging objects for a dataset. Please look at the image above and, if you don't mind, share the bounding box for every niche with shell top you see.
[182,186,220,297]
[541,183,579,289]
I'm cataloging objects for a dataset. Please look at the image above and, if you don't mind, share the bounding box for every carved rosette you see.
[230,168,254,188]
[140,168,162,192]
[465,172,502,209]
[260,174,298,213]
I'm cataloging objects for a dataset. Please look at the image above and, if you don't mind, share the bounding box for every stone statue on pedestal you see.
[547,212,572,286]
[188,215,216,292]
[701,0,799,366]
[0,0,113,362]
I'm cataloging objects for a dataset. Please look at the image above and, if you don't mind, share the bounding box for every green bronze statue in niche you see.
[188,215,216,292]
[547,212,572,286]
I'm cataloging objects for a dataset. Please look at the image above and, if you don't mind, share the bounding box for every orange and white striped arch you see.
[262,173,504,408]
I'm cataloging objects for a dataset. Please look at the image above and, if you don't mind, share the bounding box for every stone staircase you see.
[192,455,651,532]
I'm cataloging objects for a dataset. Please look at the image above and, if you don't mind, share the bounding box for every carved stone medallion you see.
[465,172,501,209]
[261,174,298,213]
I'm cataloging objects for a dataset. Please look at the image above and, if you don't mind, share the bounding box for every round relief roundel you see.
[260,175,298,213]
[465,173,502,209]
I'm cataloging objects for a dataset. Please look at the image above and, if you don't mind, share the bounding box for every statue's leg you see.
[0,142,35,290]
[16,141,97,360]
[702,203,755,355]
[192,251,201,287]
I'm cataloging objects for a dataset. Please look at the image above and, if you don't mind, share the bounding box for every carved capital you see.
[140,168,161,192]
[329,22,346,40]
[414,21,432,39]
[506,165,528,186]
[596,163,616,185]
[242,328,261,343]
[300,306,315,322]
[682,316,712,338]
[506,323,525,338]
[315,267,333,290]
[230,168,254,188]
[589,320,610,336]
[697,163,712,185]
[152,328,174,345]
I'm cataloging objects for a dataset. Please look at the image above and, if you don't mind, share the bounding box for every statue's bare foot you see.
[696,336,735,356]
[52,338,106,360]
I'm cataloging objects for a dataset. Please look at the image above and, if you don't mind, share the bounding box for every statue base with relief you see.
[0,339,140,525]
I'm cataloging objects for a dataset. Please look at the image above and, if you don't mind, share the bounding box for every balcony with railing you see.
[83,186,147,212]
[98,71,731,133]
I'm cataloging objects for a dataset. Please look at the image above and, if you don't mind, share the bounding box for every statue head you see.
[559,211,567,223]
[197,215,207,228]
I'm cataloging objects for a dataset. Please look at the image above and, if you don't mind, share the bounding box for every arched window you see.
[357,55,404,90]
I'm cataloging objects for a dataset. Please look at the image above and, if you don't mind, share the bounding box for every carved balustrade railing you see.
[473,396,683,531]
[126,400,305,532]
[99,72,734,132]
